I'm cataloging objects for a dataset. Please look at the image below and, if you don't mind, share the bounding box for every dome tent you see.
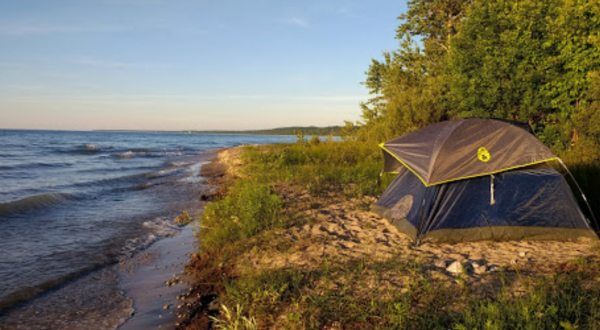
[372,118,597,244]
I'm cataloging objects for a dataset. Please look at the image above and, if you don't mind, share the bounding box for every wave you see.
[0,263,107,313]
[166,161,192,167]
[70,144,107,155]
[119,216,181,258]
[0,193,80,218]
[129,147,150,153]
[50,144,117,156]
[112,151,136,159]
[111,150,184,159]
[75,164,157,175]
[144,168,181,179]
[0,161,73,171]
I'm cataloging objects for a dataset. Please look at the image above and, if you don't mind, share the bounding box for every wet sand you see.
[118,225,198,330]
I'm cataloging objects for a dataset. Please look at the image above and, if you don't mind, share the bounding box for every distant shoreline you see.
[93,125,342,136]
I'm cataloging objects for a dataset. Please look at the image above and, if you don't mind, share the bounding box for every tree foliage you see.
[357,0,471,142]
[444,0,600,152]
[359,0,600,159]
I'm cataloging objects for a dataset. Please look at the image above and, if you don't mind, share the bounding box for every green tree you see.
[444,0,600,152]
[358,0,472,143]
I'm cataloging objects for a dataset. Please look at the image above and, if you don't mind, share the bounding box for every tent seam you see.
[379,143,429,186]
[424,158,559,186]
[426,119,466,185]
[378,143,558,187]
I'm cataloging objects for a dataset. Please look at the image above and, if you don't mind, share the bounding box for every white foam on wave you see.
[119,216,184,259]
[166,161,191,167]
[178,161,210,184]
[115,151,135,159]
[145,167,180,179]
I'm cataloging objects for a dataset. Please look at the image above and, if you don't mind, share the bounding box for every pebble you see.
[446,261,463,274]
[433,259,447,268]
[488,265,500,272]
[471,261,487,274]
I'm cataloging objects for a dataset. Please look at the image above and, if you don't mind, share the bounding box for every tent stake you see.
[558,158,599,232]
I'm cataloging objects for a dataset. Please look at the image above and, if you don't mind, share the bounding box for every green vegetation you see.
[238,140,389,198]
[186,141,600,329]
[201,179,283,252]
[174,210,193,226]
[215,257,600,330]
[355,0,600,159]
[354,0,600,224]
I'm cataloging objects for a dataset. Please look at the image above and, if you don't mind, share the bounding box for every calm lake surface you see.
[0,129,296,311]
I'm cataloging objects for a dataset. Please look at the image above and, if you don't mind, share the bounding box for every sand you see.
[206,146,600,286]
[239,190,599,273]
[118,225,198,330]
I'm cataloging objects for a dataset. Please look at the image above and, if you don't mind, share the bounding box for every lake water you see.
[0,129,297,313]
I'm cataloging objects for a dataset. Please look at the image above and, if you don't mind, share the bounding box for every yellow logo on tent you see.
[477,147,491,162]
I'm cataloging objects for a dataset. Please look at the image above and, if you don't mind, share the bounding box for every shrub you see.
[200,179,283,250]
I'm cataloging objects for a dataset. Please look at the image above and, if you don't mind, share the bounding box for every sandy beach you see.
[203,147,599,273]
[179,146,600,329]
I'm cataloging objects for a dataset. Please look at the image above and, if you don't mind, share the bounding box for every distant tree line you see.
[347,0,600,162]
[193,126,341,136]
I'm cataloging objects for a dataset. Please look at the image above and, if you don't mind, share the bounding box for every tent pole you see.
[558,158,599,232]
[415,187,428,246]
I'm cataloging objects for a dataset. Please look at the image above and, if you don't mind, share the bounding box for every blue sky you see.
[0,0,406,130]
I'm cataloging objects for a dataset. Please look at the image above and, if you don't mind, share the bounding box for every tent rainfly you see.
[372,118,598,244]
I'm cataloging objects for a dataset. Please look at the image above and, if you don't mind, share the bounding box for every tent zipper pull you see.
[490,174,495,205]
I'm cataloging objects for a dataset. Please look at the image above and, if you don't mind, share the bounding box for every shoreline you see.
[0,152,223,330]
[2,144,598,329]
[118,224,198,330]
[177,144,600,329]
[0,223,202,330]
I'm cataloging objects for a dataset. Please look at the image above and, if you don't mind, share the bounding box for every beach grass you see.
[182,141,600,330]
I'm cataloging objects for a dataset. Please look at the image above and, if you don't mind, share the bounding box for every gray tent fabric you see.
[380,118,557,186]
[374,119,597,244]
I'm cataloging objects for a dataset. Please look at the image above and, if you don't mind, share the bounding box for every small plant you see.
[209,304,258,330]
[174,210,192,226]
[294,130,305,144]
[308,135,321,145]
